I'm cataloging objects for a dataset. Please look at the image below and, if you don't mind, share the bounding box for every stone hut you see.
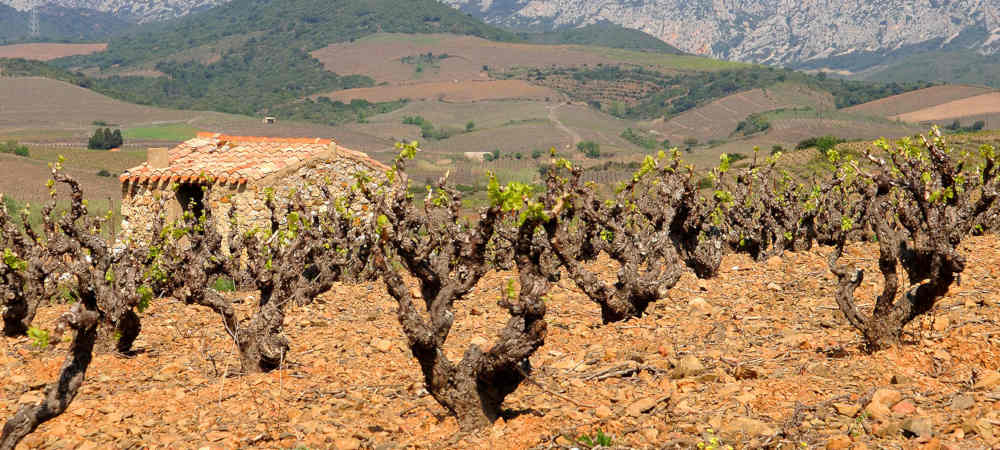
[118,132,388,241]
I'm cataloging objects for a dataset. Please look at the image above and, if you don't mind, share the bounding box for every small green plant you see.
[577,429,613,447]
[212,276,237,292]
[697,428,733,450]
[27,327,50,349]
[96,169,113,177]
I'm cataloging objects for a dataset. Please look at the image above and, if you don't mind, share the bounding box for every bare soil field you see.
[0,43,106,61]
[895,92,1000,123]
[648,83,834,144]
[311,33,617,84]
[4,238,1000,449]
[843,85,996,118]
[0,153,121,207]
[318,80,560,103]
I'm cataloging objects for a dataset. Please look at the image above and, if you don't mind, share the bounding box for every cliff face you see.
[441,0,1000,67]
[2,0,225,23]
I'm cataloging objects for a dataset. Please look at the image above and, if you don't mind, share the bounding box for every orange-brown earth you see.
[311,34,616,85]
[0,43,107,61]
[843,85,996,118]
[895,93,1000,123]
[3,237,1000,449]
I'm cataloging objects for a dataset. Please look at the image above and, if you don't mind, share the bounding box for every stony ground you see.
[3,237,1000,449]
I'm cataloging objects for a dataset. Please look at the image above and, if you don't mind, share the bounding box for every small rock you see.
[688,297,714,315]
[697,279,709,291]
[626,397,659,417]
[932,316,950,332]
[825,435,852,450]
[17,391,43,405]
[950,394,974,410]
[766,282,782,291]
[765,255,783,269]
[902,417,933,438]
[470,336,489,348]
[916,438,942,450]
[718,417,776,440]
[834,403,860,417]
[781,333,811,349]
[873,420,902,438]
[974,370,1000,390]
[334,437,362,450]
[890,374,912,385]
[671,355,704,378]
[892,399,916,416]
[595,405,613,418]
[657,345,673,357]
[371,338,393,353]
[641,427,658,441]
[866,388,902,422]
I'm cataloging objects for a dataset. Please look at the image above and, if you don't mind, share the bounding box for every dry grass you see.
[318,80,559,103]
[0,43,106,61]
[843,85,996,117]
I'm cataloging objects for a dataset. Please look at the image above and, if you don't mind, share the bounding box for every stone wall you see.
[119,157,380,245]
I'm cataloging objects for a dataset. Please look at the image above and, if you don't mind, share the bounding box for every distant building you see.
[263,117,277,124]
[118,132,387,242]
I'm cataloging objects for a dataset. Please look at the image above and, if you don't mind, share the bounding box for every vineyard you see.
[3,130,1000,448]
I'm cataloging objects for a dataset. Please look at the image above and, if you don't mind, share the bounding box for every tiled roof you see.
[120,133,388,186]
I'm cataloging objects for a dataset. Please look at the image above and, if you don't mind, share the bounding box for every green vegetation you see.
[402,115,462,140]
[944,119,986,133]
[577,140,601,158]
[554,65,935,120]
[577,430,613,447]
[859,50,1000,88]
[96,169,113,177]
[620,128,669,150]
[733,113,772,136]
[45,0,518,120]
[797,135,846,156]
[123,124,201,141]
[0,58,90,87]
[212,277,237,292]
[0,140,29,157]
[0,3,131,42]
[272,97,407,126]
[88,128,123,150]
[523,22,684,54]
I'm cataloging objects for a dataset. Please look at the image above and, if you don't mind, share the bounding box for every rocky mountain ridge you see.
[2,0,223,23]
[442,0,1000,70]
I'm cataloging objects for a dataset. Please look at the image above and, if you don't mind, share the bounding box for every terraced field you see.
[647,83,835,144]
[843,85,996,117]
[318,80,559,103]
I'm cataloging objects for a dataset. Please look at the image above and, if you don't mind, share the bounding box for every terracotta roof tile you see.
[120,133,388,186]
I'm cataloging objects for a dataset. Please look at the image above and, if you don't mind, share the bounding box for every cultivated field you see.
[647,83,834,144]
[4,242,1000,448]
[843,85,996,117]
[318,80,560,103]
[311,33,744,85]
[0,43,107,61]
[895,92,1000,123]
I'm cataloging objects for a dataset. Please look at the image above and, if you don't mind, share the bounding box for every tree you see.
[1,166,171,449]
[87,128,123,150]
[827,129,1000,351]
[363,142,555,430]
[543,153,724,323]
[576,141,600,158]
[465,121,475,132]
[157,183,377,373]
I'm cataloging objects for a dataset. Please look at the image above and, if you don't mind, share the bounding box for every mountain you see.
[0,3,131,41]
[442,0,1000,72]
[1,0,223,23]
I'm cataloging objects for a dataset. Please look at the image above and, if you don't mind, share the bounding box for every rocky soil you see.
[3,237,1000,449]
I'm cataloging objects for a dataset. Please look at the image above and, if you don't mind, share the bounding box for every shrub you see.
[465,121,475,132]
[577,140,601,158]
[96,169,112,177]
[0,140,29,157]
[88,128,123,150]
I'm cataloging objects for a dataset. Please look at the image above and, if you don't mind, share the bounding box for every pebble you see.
[950,394,975,410]
[902,417,933,438]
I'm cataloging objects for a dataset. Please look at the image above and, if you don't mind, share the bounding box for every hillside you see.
[0,3,130,42]
[842,85,997,117]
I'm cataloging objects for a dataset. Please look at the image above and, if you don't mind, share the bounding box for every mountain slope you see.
[0,3,131,41]
[442,0,1000,71]
[2,0,224,23]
